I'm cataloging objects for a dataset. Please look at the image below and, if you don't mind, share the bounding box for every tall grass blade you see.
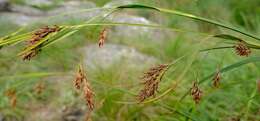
[116,4,260,41]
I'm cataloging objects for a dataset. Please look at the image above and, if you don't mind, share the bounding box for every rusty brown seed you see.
[212,70,221,88]
[190,81,203,104]
[234,41,251,57]
[98,28,108,48]
[138,64,169,102]
[21,25,61,60]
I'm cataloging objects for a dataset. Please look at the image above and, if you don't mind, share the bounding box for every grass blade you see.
[116,4,260,41]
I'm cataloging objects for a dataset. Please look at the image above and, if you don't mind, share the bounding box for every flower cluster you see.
[213,70,221,88]
[22,25,61,60]
[138,64,169,102]
[190,81,203,104]
[234,41,251,57]
[73,65,94,111]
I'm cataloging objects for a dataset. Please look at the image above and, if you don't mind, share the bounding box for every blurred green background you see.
[0,0,259,121]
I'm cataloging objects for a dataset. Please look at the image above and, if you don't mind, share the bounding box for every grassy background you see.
[0,0,260,121]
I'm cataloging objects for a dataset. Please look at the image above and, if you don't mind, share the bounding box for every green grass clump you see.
[0,0,260,121]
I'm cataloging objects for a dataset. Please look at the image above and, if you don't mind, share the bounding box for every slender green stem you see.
[117,4,260,41]
[159,103,198,121]
[200,46,234,52]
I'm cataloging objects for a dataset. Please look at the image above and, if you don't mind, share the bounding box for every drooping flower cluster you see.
[73,65,94,111]
[21,25,61,60]
[138,64,169,102]
[190,81,203,104]
[212,70,221,88]
[98,28,108,48]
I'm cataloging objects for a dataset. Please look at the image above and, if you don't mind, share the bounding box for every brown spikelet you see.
[73,65,85,90]
[212,69,221,88]
[4,89,17,108]
[138,64,169,102]
[34,82,45,95]
[21,25,61,60]
[234,41,251,57]
[73,65,94,111]
[190,81,203,104]
[22,49,41,61]
[257,80,260,93]
[83,80,94,111]
[98,28,108,48]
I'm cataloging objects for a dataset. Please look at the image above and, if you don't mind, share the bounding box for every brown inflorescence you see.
[34,82,45,95]
[190,81,203,104]
[4,89,17,108]
[73,65,94,111]
[257,80,260,93]
[234,41,251,57]
[83,80,94,111]
[138,64,169,102]
[22,49,41,61]
[74,66,85,90]
[98,28,108,48]
[21,25,61,60]
[212,70,221,88]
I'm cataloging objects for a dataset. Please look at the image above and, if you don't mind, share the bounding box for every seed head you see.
[21,25,61,60]
[98,28,108,48]
[22,49,41,61]
[190,81,203,104]
[212,70,221,88]
[138,64,169,102]
[34,82,45,95]
[74,65,85,90]
[83,80,94,111]
[234,41,251,57]
[73,65,94,111]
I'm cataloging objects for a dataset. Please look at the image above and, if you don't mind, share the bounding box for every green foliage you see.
[0,0,259,121]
